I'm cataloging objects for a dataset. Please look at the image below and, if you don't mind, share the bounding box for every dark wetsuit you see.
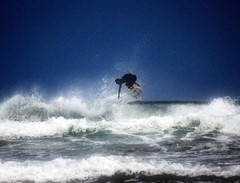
[115,73,139,98]
[120,73,137,89]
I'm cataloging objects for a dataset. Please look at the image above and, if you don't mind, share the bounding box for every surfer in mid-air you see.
[115,73,140,99]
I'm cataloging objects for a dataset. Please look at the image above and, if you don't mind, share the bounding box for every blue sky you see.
[0,0,240,100]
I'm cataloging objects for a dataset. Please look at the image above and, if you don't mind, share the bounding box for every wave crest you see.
[0,95,239,138]
[0,94,116,121]
[0,156,239,182]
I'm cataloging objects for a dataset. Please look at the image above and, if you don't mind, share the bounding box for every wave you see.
[0,117,104,139]
[0,94,239,139]
[0,156,239,182]
[0,94,115,121]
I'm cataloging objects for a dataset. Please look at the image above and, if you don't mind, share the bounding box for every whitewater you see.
[0,93,239,182]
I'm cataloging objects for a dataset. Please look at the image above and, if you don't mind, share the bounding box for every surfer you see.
[115,73,140,99]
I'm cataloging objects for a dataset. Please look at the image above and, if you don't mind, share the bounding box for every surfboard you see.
[130,84,142,97]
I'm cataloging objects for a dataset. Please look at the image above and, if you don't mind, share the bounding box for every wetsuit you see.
[120,73,137,89]
[115,73,139,98]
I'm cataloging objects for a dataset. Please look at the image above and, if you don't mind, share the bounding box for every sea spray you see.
[0,94,239,182]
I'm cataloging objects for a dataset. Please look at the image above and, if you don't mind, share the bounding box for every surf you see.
[0,156,239,182]
[0,94,239,138]
[0,92,240,182]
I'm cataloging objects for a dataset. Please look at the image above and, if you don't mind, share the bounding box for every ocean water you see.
[0,94,239,182]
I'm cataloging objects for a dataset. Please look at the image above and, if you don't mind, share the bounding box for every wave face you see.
[0,94,240,182]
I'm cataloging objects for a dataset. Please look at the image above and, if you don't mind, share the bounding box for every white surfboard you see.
[130,84,142,97]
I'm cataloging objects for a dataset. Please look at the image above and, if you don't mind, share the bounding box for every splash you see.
[0,93,239,139]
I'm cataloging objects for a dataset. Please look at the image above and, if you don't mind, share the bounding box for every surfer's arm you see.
[118,84,122,99]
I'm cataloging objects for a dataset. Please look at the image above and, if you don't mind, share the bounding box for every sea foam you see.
[0,156,239,182]
[0,95,239,139]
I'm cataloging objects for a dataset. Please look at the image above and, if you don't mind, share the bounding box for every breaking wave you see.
[0,93,240,182]
[0,156,239,182]
[0,94,239,139]
[0,95,240,138]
